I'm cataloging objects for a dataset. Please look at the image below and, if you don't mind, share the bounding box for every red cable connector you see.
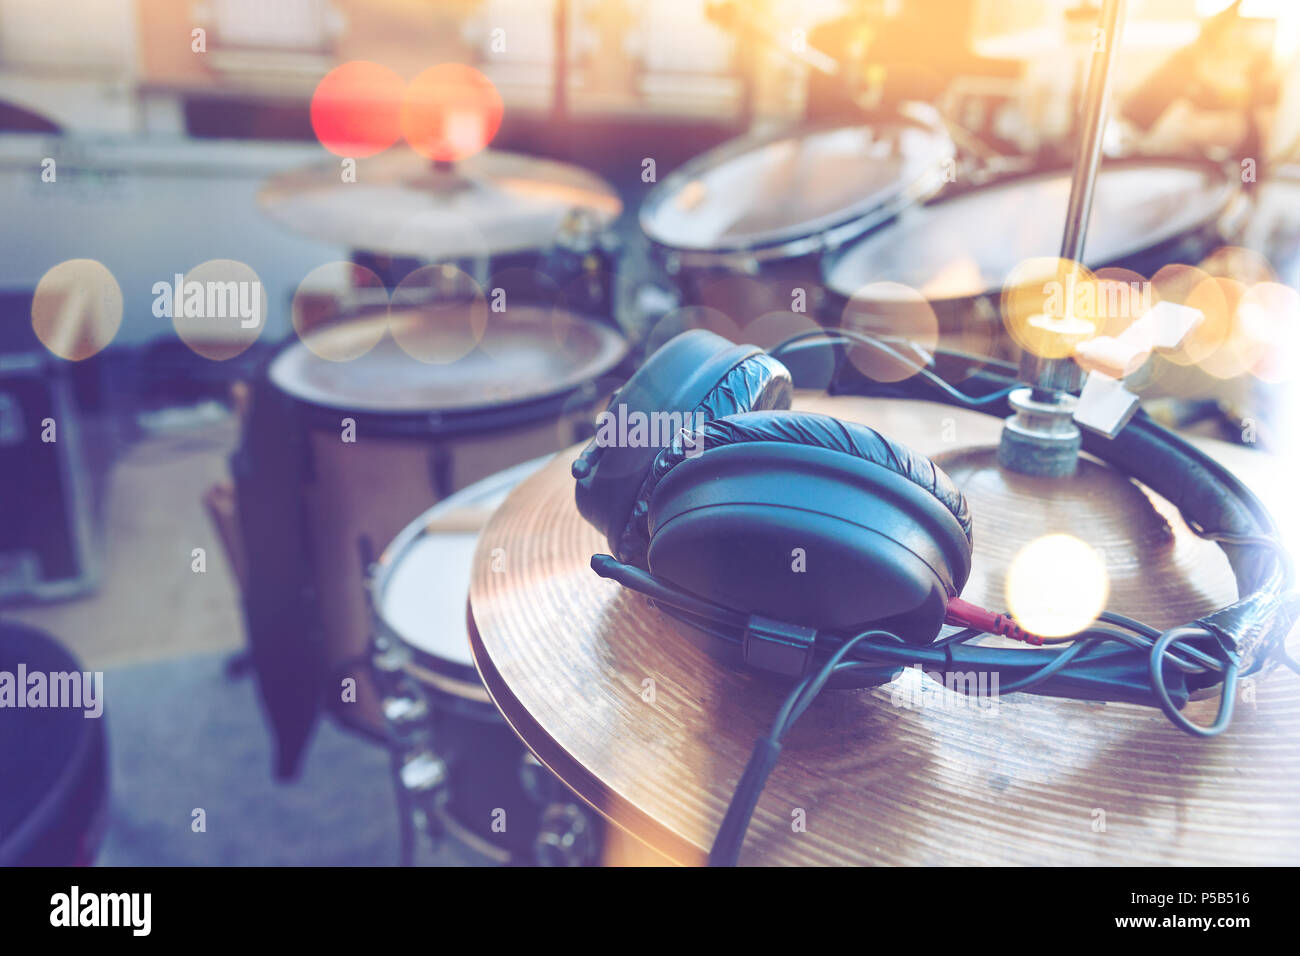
[944,596,1044,646]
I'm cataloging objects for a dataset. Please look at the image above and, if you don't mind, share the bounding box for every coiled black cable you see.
[708,615,1247,865]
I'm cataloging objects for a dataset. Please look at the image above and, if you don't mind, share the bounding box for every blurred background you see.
[1,0,1298,866]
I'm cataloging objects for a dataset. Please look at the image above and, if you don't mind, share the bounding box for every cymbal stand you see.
[998,0,1125,476]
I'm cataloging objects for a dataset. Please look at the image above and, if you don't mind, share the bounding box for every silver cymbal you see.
[260,147,623,259]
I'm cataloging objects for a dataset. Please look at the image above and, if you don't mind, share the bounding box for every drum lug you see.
[371,635,412,679]
[399,749,452,846]
[400,749,448,794]
[382,693,431,733]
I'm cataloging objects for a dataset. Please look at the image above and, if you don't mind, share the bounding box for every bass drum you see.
[640,107,954,327]
[369,460,605,866]
[820,158,1241,370]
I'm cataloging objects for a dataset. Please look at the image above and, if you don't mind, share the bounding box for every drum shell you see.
[352,246,621,333]
[654,245,840,328]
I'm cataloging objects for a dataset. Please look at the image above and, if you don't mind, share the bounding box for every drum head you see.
[375,459,547,689]
[640,117,953,259]
[823,160,1236,303]
[269,306,627,420]
[384,532,480,670]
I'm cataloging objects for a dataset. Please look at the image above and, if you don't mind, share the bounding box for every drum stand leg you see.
[361,537,453,865]
[388,746,418,868]
[369,634,452,865]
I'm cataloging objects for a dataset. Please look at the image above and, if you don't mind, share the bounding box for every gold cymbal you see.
[468,393,1299,865]
[259,147,622,259]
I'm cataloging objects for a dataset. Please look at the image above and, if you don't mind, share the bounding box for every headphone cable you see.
[768,328,1018,408]
[709,630,884,866]
[708,611,1245,865]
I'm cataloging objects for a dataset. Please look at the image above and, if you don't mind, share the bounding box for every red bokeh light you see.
[402,64,503,163]
[310,61,405,157]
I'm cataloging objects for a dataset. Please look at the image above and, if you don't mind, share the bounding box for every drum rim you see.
[820,157,1239,304]
[369,458,551,700]
[640,111,954,263]
[268,309,628,428]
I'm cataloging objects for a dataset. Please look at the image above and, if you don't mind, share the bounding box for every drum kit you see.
[214,10,1300,864]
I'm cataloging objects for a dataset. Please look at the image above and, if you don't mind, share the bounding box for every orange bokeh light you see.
[402,64,503,163]
[310,61,405,157]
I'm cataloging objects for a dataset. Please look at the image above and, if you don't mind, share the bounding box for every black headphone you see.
[571,328,1298,723]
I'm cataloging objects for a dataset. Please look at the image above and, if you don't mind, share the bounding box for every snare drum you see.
[241,305,627,750]
[640,108,955,324]
[368,459,604,866]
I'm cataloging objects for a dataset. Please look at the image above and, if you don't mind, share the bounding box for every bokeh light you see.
[1199,245,1277,286]
[402,63,503,163]
[1090,266,1152,338]
[1234,281,1300,384]
[292,262,389,362]
[389,263,487,364]
[30,258,122,361]
[1001,257,1099,359]
[840,281,939,383]
[1005,534,1109,639]
[171,259,266,361]
[1150,264,1230,367]
[310,61,405,157]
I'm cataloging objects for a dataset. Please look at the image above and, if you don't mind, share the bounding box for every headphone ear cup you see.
[643,416,973,643]
[572,330,792,561]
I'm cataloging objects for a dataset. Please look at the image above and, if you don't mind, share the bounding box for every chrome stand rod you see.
[1020,0,1126,399]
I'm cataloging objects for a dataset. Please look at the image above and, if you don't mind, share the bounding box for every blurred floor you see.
[3,413,244,669]
[96,650,485,866]
[1,413,490,865]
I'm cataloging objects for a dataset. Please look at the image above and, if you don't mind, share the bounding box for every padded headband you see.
[573,329,792,562]
[638,410,971,542]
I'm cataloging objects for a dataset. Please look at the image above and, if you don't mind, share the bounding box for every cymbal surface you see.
[468,394,1300,865]
[260,148,623,258]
